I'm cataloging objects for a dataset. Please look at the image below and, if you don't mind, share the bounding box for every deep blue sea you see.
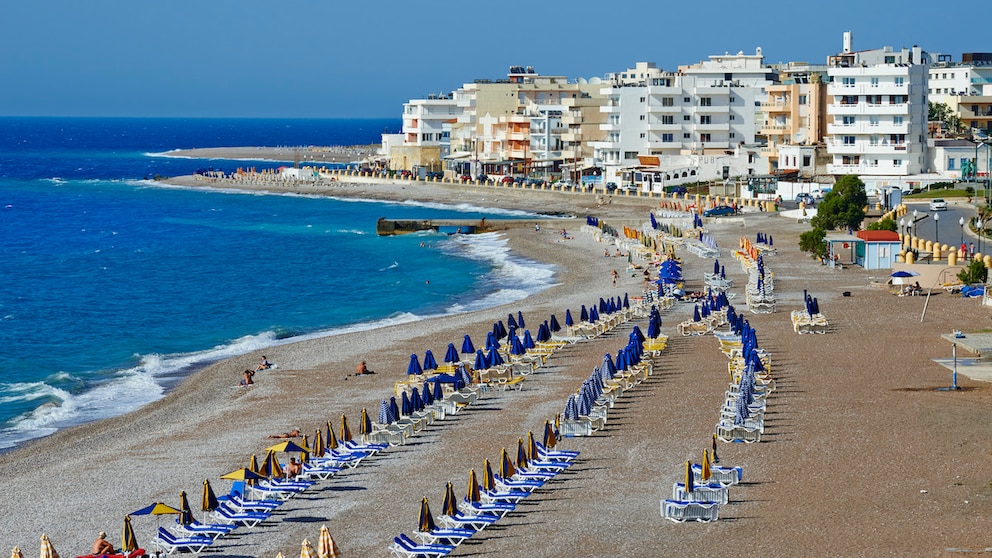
[0,118,556,449]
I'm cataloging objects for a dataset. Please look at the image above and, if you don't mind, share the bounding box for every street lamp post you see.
[978,218,985,255]
[934,212,939,247]
[912,209,919,238]
[960,216,966,249]
[900,217,906,238]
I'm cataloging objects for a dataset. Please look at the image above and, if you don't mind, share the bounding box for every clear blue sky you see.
[0,0,977,118]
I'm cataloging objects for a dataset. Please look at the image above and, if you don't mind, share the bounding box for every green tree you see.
[799,227,828,260]
[929,101,950,122]
[810,175,868,231]
[958,258,988,284]
[866,217,897,231]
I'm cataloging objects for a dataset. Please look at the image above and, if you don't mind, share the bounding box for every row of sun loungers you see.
[662,461,744,522]
[791,310,828,334]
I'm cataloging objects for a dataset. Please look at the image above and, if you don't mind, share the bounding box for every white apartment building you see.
[927,53,992,102]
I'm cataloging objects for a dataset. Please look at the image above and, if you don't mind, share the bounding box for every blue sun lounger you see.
[209,503,270,527]
[171,518,236,540]
[389,533,455,558]
[153,527,214,554]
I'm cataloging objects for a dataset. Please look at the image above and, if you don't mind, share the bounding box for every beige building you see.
[758,65,828,174]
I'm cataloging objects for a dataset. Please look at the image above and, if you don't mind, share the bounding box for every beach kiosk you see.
[824,230,901,270]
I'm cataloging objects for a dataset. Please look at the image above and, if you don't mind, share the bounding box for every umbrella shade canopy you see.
[220,467,265,481]
[565,309,574,327]
[510,335,526,355]
[543,421,557,449]
[444,343,459,363]
[499,448,517,479]
[340,415,352,442]
[549,314,561,332]
[407,354,423,376]
[121,515,138,553]
[301,538,317,558]
[132,502,181,516]
[326,422,339,451]
[317,524,340,558]
[267,440,311,454]
[422,350,438,370]
[202,479,219,512]
[517,311,526,329]
[178,491,193,526]
[419,497,438,533]
[473,349,487,371]
[701,450,712,482]
[467,469,481,503]
[891,270,919,277]
[507,313,518,329]
[441,482,458,517]
[522,330,536,349]
[39,534,59,558]
[461,334,475,354]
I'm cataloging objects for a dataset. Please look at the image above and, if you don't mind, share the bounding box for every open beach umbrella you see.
[444,343,459,364]
[121,515,138,553]
[313,428,326,458]
[39,534,59,558]
[467,469,481,503]
[267,440,311,454]
[549,314,561,332]
[701,450,712,482]
[419,497,438,533]
[517,311,526,329]
[473,349,487,371]
[407,353,423,376]
[684,460,695,494]
[507,313,518,329]
[360,408,373,435]
[202,479,219,512]
[461,334,475,355]
[423,350,438,371]
[441,482,458,517]
[483,459,496,492]
[178,491,193,526]
[341,415,352,442]
[317,524,340,558]
[300,538,317,558]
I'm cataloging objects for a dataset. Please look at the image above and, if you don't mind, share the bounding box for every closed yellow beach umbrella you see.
[340,415,352,442]
[326,421,338,451]
[312,428,326,458]
[39,534,59,558]
[317,524,340,558]
[543,420,557,449]
[712,433,720,463]
[499,448,516,479]
[178,491,193,525]
[701,451,712,482]
[360,408,372,437]
[202,479,219,512]
[466,469,481,503]
[440,482,457,517]
[418,497,437,533]
[121,515,138,553]
[262,449,284,478]
[516,438,529,470]
[10,548,23,558]
[250,454,261,475]
[300,538,317,558]
[300,434,310,464]
[527,431,539,461]
[482,459,495,492]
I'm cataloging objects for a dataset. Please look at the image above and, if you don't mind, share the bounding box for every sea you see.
[0,117,559,450]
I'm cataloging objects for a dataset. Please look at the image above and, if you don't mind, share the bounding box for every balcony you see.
[646,104,681,113]
[828,102,910,116]
[826,122,908,135]
[760,101,790,112]
[600,122,621,132]
[600,104,621,114]
[648,121,681,131]
[827,83,909,96]
[828,162,910,175]
[692,105,730,114]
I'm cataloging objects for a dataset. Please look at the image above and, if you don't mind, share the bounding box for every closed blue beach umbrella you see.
[487,346,504,367]
[378,399,390,424]
[422,381,433,406]
[411,387,423,412]
[714,259,720,275]
[495,320,507,340]
[630,325,645,344]
[407,354,423,376]
[599,297,607,312]
[485,331,500,351]
[474,349,488,371]
[444,343,459,364]
[589,306,600,322]
[623,293,630,309]
[401,391,412,416]
[549,314,561,332]
[647,315,661,339]
[565,309,574,327]
[536,323,551,343]
[423,350,438,371]
[389,397,400,423]
[580,305,589,322]
[650,212,658,229]
[461,334,475,355]
[523,330,536,349]
[693,305,701,322]
[517,311,525,329]
[510,335,526,355]
[507,313,518,329]
[433,379,444,402]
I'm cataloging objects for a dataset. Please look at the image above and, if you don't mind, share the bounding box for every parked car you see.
[929,198,947,211]
[501,176,515,184]
[703,205,737,217]
[605,182,618,193]
[795,193,815,206]
[812,188,832,199]
[459,174,472,181]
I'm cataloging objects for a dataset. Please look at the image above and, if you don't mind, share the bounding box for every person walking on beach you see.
[612,269,619,286]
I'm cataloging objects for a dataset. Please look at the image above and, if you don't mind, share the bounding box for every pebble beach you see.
[3,169,992,557]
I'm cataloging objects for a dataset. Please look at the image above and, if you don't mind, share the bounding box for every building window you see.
[730,132,736,138]
[893,116,904,126]
[841,95,858,105]
[683,133,690,139]
[869,116,879,126]
[684,97,691,103]
[662,133,674,142]
[870,77,879,87]
[803,155,811,166]
[869,136,879,145]
[700,97,712,107]
[662,115,674,124]
[700,133,712,142]
[843,77,856,87]
[842,116,856,125]
[799,95,807,105]
[891,95,905,104]
[662,97,674,107]
[895,77,905,86]
[843,136,856,145]
[948,158,956,170]
[640,115,646,120]
[894,159,902,166]
[700,115,712,124]
[640,97,646,102]
[730,114,736,120]
[684,115,690,121]
[640,133,646,138]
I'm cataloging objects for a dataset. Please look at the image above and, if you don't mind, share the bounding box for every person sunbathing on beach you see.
[92,532,114,555]
[267,428,301,439]
[286,457,302,479]
[356,361,374,375]
[255,355,272,371]
[240,369,255,386]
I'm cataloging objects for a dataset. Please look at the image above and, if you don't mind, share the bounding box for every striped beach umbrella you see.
[317,524,340,558]
[340,415,352,442]
[300,538,317,558]
[418,497,438,533]
[441,482,458,517]
[178,490,193,526]
[467,469,481,503]
[39,534,59,558]
[121,515,138,553]
[202,479,219,512]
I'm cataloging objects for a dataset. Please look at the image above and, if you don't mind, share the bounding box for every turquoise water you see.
[0,118,557,449]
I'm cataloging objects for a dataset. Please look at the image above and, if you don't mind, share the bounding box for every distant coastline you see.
[156,144,378,165]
